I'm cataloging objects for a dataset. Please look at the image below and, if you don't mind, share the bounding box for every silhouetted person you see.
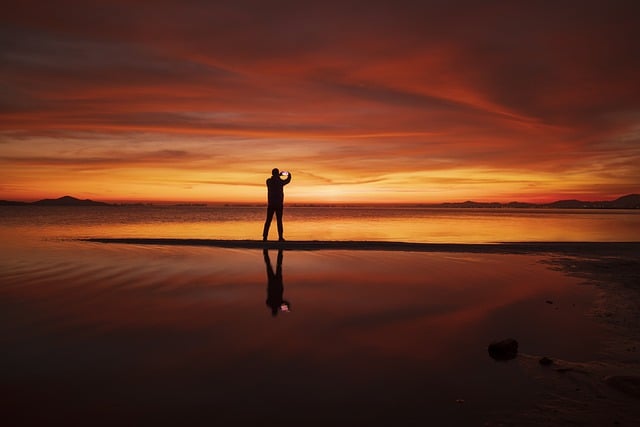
[262,168,292,241]
[264,248,290,316]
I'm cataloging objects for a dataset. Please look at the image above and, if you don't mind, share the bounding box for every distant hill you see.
[543,194,639,209]
[433,194,640,209]
[438,201,504,208]
[545,199,591,209]
[32,195,111,206]
[608,194,640,209]
[0,194,638,208]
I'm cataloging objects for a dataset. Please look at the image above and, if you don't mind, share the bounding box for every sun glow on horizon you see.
[1,2,639,203]
[2,161,634,205]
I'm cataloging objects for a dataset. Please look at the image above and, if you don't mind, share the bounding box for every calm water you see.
[1,205,639,242]
[0,206,634,425]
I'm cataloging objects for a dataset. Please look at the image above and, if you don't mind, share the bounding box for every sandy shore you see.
[83,238,640,256]
[506,250,640,426]
[83,238,640,425]
[460,242,640,425]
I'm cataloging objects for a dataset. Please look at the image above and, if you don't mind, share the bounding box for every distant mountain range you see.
[434,194,640,209]
[430,193,640,209]
[0,195,110,206]
[0,194,639,208]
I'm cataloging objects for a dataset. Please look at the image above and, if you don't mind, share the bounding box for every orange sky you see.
[1,0,639,203]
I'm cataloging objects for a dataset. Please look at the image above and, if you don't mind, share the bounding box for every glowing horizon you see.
[2,1,639,203]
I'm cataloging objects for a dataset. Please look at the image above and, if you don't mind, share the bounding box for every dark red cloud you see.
[1,1,639,201]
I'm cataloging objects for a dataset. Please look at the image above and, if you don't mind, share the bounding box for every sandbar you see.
[82,238,640,256]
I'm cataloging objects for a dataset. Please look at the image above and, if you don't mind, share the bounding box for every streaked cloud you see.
[1,0,638,202]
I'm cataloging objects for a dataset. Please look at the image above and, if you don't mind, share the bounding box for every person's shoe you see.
[278,237,286,242]
[262,236,267,241]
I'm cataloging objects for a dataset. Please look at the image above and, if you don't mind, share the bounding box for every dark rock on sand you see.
[488,338,518,361]
[539,357,554,366]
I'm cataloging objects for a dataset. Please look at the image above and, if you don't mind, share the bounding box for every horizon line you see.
[3,193,638,207]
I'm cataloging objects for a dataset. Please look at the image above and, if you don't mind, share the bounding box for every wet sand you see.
[2,237,639,425]
[81,238,640,426]
[83,238,640,256]
[510,252,640,426]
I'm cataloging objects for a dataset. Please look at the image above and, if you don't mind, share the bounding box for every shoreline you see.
[81,238,640,256]
[82,236,640,425]
[497,246,640,425]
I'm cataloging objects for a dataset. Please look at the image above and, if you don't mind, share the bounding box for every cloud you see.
[1,0,639,201]
[0,149,208,169]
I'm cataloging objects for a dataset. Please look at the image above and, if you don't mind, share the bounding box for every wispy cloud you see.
[1,0,639,201]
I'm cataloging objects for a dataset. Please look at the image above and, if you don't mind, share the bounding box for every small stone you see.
[488,338,518,361]
[539,357,553,366]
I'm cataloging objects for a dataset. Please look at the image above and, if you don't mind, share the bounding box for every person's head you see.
[272,168,280,177]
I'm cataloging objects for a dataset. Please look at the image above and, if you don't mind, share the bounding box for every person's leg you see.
[263,205,275,240]
[275,206,284,240]
[276,249,283,277]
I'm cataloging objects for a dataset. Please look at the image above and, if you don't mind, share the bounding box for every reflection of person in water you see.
[264,248,290,316]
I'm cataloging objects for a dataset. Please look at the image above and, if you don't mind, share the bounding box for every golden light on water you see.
[4,207,637,243]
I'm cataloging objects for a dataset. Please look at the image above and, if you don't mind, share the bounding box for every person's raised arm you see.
[283,172,292,185]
